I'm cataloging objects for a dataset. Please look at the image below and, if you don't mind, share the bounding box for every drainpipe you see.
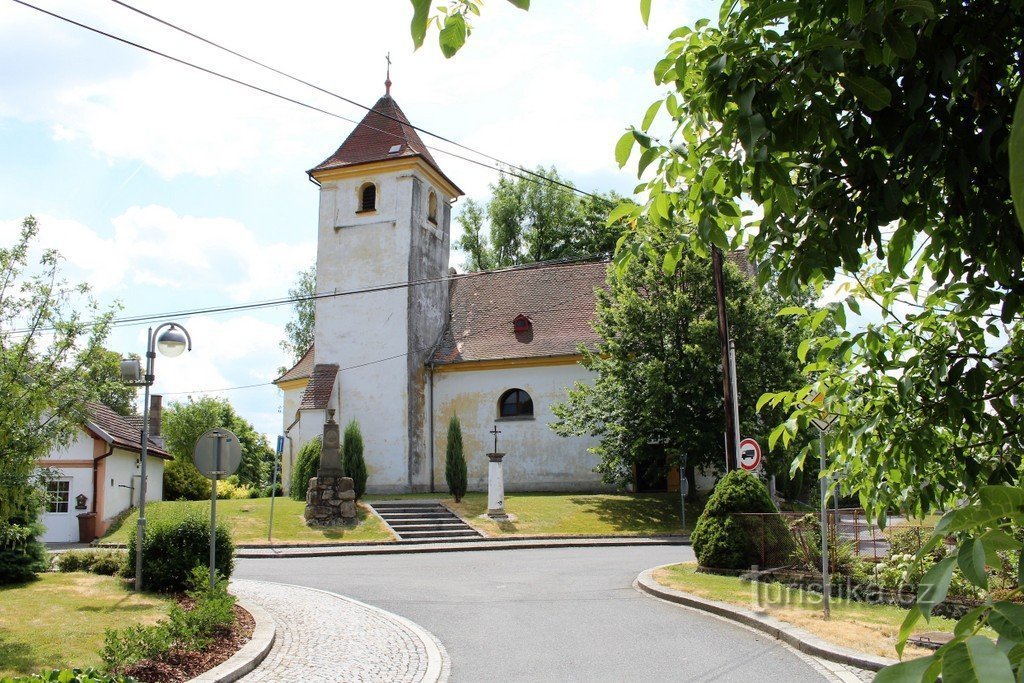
[428,362,435,493]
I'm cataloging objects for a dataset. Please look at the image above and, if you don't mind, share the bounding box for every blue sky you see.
[0,0,718,439]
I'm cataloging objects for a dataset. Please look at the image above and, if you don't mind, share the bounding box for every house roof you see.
[85,402,172,459]
[430,260,609,366]
[298,364,339,410]
[309,94,462,194]
[274,346,315,385]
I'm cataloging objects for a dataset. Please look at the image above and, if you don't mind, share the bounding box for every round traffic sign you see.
[193,428,242,480]
[738,437,762,471]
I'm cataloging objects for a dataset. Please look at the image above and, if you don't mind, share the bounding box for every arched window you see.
[427,191,438,224]
[498,388,534,418]
[358,182,377,212]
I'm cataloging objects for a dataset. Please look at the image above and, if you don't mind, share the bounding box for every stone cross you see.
[490,425,501,454]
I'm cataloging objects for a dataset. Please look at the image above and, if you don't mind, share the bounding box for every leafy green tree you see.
[162,397,274,499]
[552,246,810,494]
[280,264,315,364]
[289,436,321,500]
[85,348,138,416]
[342,420,367,500]
[453,168,621,271]
[444,415,468,502]
[0,217,117,583]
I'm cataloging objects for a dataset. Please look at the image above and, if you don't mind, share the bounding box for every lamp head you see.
[156,324,188,357]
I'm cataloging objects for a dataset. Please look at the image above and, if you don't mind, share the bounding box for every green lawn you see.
[0,573,170,677]
[102,497,394,546]
[441,492,695,537]
[654,563,958,660]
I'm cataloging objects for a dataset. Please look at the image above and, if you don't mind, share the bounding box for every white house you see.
[37,399,170,543]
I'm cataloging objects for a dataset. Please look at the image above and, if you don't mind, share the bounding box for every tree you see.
[552,246,810,493]
[280,264,315,364]
[445,415,467,502]
[162,396,274,499]
[0,217,116,583]
[342,420,367,500]
[85,348,138,416]
[453,168,621,271]
[289,436,321,500]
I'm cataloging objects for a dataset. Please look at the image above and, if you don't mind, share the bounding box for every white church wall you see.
[279,383,306,489]
[430,361,612,492]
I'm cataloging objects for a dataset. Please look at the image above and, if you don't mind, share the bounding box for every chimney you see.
[148,394,163,438]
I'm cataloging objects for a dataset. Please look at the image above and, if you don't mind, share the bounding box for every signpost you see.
[193,428,241,589]
[737,437,762,472]
[268,435,284,542]
[810,392,839,620]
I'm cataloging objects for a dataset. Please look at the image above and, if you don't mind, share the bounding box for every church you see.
[274,84,612,495]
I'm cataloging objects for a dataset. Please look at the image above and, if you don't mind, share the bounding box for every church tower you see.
[308,85,463,492]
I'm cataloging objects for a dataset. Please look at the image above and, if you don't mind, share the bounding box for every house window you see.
[46,479,71,513]
[499,388,534,418]
[358,183,377,212]
[427,191,438,224]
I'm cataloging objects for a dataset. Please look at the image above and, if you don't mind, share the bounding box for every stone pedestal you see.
[303,410,356,527]
[305,475,358,526]
[487,452,507,519]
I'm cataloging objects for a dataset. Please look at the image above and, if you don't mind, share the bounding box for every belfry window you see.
[427,191,438,224]
[359,183,377,212]
[499,388,534,418]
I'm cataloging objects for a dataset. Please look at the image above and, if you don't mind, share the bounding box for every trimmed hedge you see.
[289,436,321,500]
[126,512,233,592]
[691,470,787,570]
[56,549,126,576]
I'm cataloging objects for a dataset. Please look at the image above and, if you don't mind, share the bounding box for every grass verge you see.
[102,497,394,545]
[0,572,170,677]
[653,562,956,660]
[438,492,696,536]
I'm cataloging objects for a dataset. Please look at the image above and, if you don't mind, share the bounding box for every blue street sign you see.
[276,435,284,455]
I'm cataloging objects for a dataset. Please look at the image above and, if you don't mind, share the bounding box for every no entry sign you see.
[738,438,762,471]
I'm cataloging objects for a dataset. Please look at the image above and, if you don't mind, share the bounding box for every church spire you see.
[385,52,392,97]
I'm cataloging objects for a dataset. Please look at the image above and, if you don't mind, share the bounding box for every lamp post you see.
[121,322,192,591]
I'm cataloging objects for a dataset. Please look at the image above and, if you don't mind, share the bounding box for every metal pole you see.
[729,339,741,464]
[268,437,281,542]
[135,327,154,592]
[712,247,737,470]
[819,430,830,619]
[210,432,221,591]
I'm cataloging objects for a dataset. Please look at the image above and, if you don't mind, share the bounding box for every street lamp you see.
[122,322,192,591]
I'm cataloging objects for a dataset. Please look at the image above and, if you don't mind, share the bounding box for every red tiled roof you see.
[274,346,315,384]
[430,261,609,365]
[309,95,462,194]
[298,364,339,410]
[85,402,171,459]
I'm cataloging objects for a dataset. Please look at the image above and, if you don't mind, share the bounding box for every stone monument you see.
[304,410,357,526]
[486,425,508,520]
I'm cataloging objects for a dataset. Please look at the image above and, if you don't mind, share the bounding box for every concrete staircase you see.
[371,501,483,543]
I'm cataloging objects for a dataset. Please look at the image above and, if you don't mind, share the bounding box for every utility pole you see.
[712,247,738,471]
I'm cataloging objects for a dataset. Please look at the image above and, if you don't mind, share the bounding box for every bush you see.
[10,668,138,682]
[214,479,251,500]
[444,415,468,502]
[885,525,944,560]
[126,512,233,593]
[57,549,127,576]
[343,421,367,500]
[289,437,321,500]
[261,481,283,498]
[0,517,48,585]
[691,470,784,570]
[163,456,211,501]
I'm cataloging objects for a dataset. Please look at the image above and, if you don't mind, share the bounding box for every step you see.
[386,518,465,525]
[372,502,444,509]
[388,523,469,532]
[373,507,447,515]
[397,529,481,539]
[376,511,452,519]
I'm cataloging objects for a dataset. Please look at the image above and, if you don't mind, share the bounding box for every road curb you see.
[635,565,896,673]
[186,595,276,683]
[235,536,689,558]
[244,580,450,682]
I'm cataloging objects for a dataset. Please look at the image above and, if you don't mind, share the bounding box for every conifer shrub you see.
[343,421,368,500]
[445,415,468,502]
[0,515,48,585]
[126,512,233,592]
[690,470,788,570]
[163,456,211,501]
[289,436,321,500]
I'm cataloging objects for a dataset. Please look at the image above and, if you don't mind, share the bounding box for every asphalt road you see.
[237,545,829,682]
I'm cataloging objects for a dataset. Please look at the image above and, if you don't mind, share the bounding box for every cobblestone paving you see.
[233,579,447,682]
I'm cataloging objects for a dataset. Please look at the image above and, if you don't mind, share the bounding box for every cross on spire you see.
[490,424,501,454]
[385,52,392,96]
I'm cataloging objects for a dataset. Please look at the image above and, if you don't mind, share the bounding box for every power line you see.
[12,0,612,205]
[106,0,602,203]
[3,255,608,335]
